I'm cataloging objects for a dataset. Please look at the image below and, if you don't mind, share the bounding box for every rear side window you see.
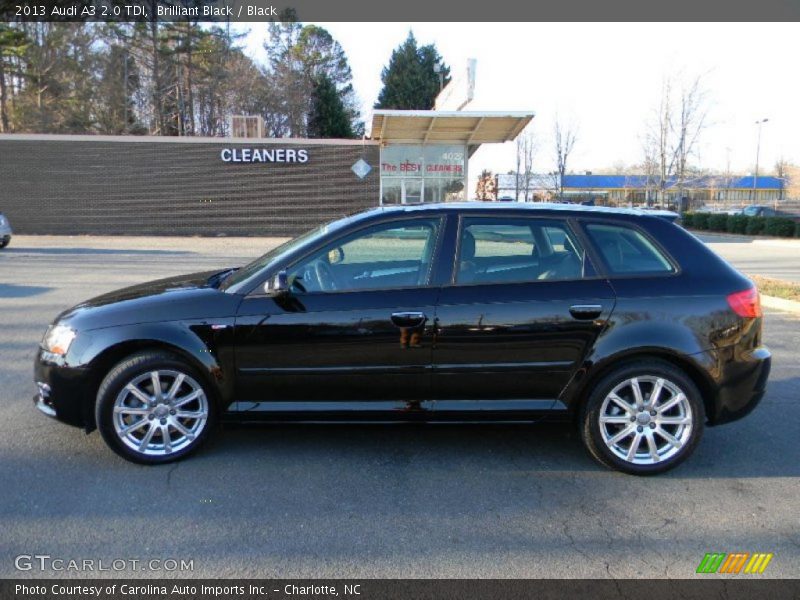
[457,217,584,284]
[585,223,674,275]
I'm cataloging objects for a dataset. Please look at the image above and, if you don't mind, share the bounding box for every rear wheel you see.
[96,351,215,464]
[581,360,704,475]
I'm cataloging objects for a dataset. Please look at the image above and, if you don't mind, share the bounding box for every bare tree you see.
[672,74,709,206]
[514,126,537,202]
[644,71,711,208]
[722,147,733,204]
[554,116,578,199]
[641,140,659,205]
[774,158,800,201]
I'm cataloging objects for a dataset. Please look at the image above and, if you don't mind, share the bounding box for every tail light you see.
[727,287,762,318]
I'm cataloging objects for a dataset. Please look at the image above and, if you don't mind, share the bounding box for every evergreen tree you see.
[308,73,354,138]
[375,31,450,110]
[95,43,144,134]
[264,13,362,137]
[0,24,28,132]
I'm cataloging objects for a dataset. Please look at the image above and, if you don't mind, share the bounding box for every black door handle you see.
[391,311,427,328]
[569,304,603,320]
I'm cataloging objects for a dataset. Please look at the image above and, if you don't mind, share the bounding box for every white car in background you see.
[0,212,12,248]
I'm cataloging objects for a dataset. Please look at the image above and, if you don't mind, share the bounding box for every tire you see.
[580,360,704,475]
[96,351,216,465]
[0,239,8,249]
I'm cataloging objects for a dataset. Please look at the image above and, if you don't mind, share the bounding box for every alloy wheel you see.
[112,369,209,457]
[598,375,693,465]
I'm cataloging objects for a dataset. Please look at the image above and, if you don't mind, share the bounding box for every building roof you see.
[562,174,783,190]
[0,133,378,146]
[370,110,534,154]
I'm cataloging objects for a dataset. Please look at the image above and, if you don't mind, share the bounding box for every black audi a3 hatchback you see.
[34,203,771,473]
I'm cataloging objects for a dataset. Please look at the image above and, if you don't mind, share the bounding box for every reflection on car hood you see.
[55,270,241,331]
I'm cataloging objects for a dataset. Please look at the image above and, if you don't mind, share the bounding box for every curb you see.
[762,295,800,315]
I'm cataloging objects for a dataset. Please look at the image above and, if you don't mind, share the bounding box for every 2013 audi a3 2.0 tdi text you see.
[34,203,771,474]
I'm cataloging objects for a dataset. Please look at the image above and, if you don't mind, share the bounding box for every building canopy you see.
[370,110,534,155]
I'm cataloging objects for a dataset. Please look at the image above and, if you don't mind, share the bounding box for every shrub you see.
[763,217,797,237]
[746,216,766,235]
[708,213,728,232]
[681,213,695,227]
[796,222,800,238]
[727,214,748,234]
[692,212,711,230]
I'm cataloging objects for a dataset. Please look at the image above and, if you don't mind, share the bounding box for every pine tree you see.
[375,31,450,110]
[264,14,362,137]
[0,24,28,132]
[308,73,354,138]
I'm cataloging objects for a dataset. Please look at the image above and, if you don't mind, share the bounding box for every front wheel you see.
[581,361,704,475]
[96,351,216,464]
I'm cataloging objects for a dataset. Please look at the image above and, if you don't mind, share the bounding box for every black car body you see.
[34,203,771,473]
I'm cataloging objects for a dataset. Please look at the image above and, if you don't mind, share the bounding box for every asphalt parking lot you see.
[1,235,798,579]
[698,233,800,283]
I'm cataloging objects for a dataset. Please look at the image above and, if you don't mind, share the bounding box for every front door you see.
[233,217,443,417]
[432,215,616,416]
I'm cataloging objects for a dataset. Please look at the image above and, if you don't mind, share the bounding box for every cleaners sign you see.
[220,148,309,164]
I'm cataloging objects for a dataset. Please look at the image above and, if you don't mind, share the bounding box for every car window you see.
[585,223,674,275]
[470,224,536,258]
[457,218,584,284]
[288,219,440,293]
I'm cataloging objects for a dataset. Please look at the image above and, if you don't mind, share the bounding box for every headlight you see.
[42,324,77,356]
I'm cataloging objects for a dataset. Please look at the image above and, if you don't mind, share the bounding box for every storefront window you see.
[380,144,466,205]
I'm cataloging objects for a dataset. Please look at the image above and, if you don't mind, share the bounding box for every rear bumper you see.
[703,345,771,425]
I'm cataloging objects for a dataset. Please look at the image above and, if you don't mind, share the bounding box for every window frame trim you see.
[448,213,601,288]
[578,218,682,280]
[249,214,447,297]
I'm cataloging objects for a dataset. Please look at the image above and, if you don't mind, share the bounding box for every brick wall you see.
[0,136,380,237]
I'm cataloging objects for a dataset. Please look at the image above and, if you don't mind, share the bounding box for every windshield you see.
[219,224,330,292]
[743,206,759,216]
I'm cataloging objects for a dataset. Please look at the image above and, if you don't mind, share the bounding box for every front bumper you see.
[33,349,93,428]
[33,382,57,417]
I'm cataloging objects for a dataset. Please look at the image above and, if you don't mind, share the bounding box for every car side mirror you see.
[265,270,289,296]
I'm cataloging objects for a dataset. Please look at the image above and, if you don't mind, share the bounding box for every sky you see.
[235,22,799,191]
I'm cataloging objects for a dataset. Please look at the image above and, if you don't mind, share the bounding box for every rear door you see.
[432,215,616,416]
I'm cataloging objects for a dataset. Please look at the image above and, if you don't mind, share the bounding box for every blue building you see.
[562,174,784,208]
[496,173,784,209]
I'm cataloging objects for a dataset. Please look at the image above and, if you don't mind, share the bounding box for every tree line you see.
[0,20,448,139]
[495,69,796,203]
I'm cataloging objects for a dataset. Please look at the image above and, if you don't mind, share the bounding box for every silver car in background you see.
[0,212,12,248]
